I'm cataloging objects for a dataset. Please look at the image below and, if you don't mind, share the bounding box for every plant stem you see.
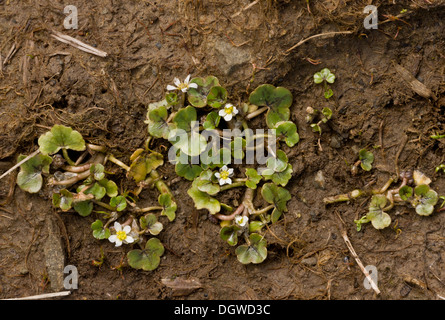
[87,144,108,153]
[214,203,245,221]
[108,154,130,171]
[323,189,365,204]
[245,106,268,120]
[50,153,105,186]
[50,169,91,186]
[93,200,115,211]
[62,148,76,166]
[132,206,164,213]
[220,181,245,191]
[62,163,92,173]
[253,205,275,215]
[242,187,256,214]
[150,170,174,198]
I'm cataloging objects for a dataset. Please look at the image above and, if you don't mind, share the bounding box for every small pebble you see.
[314,170,325,189]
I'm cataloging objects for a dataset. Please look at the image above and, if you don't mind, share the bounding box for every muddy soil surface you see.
[1,0,445,300]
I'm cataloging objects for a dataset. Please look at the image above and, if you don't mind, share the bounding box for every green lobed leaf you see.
[399,186,413,201]
[203,111,221,130]
[83,182,106,200]
[175,162,203,181]
[52,189,73,211]
[38,124,86,155]
[97,178,118,198]
[265,150,288,174]
[249,221,265,233]
[127,238,165,271]
[261,182,291,213]
[248,84,293,111]
[187,76,221,108]
[73,200,93,217]
[235,233,267,264]
[414,185,438,216]
[245,168,262,189]
[322,107,333,121]
[16,154,52,193]
[207,86,228,109]
[187,181,221,215]
[90,163,105,181]
[196,170,220,195]
[262,163,293,187]
[110,195,127,212]
[359,149,374,171]
[140,213,163,235]
[220,225,240,246]
[91,220,110,239]
[147,105,171,139]
[274,121,299,147]
[158,193,177,221]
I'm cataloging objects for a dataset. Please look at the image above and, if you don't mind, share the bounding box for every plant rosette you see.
[313,68,335,99]
[399,184,438,216]
[354,194,391,231]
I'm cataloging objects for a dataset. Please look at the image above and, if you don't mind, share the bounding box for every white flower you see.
[166,75,198,92]
[235,215,249,227]
[218,103,239,121]
[108,222,135,247]
[214,165,234,186]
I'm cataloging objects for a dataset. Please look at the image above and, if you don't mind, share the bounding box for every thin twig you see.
[285,31,354,54]
[2,291,71,300]
[333,211,380,295]
[51,30,108,58]
[341,229,380,295]
[2,43,18,68]
[231,0,259,18]
[0,149,40,181]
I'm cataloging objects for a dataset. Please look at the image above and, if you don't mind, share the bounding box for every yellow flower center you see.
[220,170,230,180]
[225,105,233,114]
[116,230,127,241]
[177,83,187,90]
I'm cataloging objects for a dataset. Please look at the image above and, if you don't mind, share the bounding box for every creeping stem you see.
[214,203,245,221]
[107,154,130,171]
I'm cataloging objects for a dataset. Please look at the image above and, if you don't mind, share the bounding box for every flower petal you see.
[114,222,122,232]
[173,77,181,86]
[166,85,177,91]
[123,225,131,234]
[125,236,135,244]
[224,114,233,121]
[108,235,117,243]
[214,172,221,178]
[227,168,234,175]
[181,87,188,93]
[221,165,228,171]
[218,109,226,117]
[232,107,239,115]
[184,74,191,84]
[115,239,123,247]
[188,82,198,89]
